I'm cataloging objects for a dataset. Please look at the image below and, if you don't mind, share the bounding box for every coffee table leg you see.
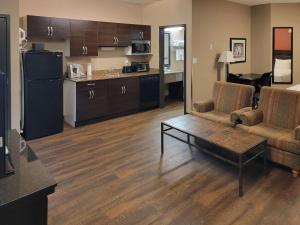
[238,155,243,197]
[161,123,164,155]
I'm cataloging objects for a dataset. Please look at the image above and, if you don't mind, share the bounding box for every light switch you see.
[193,57,198,64]
[210,44,213,50]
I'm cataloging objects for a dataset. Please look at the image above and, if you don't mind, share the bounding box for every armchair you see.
[238,87,300,176]
[192,81,255,125]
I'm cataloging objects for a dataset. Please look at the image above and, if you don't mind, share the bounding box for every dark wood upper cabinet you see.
[131,25,151,41]
[27,15,70,40]
[98,22,135,47]
[98,22,117,47]
[26,15,151,56]
[69,20,98,56]
[116,23,132,47]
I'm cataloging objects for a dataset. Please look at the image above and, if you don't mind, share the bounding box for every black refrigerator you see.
[0,15,10,177]
[22,51,64,140]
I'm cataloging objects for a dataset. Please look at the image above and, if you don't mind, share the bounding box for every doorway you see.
[159,25,187,114]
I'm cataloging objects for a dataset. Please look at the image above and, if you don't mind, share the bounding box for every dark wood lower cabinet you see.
[66,77,140,127]
[108,77,139,114]
[76,80,108,122]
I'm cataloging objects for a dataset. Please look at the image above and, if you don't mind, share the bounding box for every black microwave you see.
[132,40,151,54]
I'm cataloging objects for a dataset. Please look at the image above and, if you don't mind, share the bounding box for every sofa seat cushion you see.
[239,123,300,155]
[192,110,230,125]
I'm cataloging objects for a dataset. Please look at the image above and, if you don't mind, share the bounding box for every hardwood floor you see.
[29,102,300,225]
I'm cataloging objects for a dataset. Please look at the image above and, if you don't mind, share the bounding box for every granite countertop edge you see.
[66,69,160,83]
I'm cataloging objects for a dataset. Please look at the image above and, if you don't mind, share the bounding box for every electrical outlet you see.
[193,57,198,64]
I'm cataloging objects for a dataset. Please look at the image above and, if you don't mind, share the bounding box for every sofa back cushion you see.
[213,81,254,114]
[259,87,300,129]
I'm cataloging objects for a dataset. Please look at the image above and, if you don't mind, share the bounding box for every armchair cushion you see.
[241,123,300,155]
[193,100,214,113]
[295,126,300,141]
[192,110,230,125]
[240,109,263,126]
[230,107,253,124]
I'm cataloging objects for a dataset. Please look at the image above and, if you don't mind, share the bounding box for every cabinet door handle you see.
[92,90,95,99]
[85,46,88,55]
[116,37,119,44]
[141,31,144,39]
[121,86,123,94]
[89,90,92,99]
[124,85,126,94]
[82,46,85,55]
[50,26,54,36]
[87,83,95,86]
[47,26,50,36]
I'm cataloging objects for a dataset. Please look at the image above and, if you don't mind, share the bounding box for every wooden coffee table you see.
[161,115,267,197]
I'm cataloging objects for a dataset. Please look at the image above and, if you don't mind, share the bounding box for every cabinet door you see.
[122,77,139,111]
[116,24,131,47]
[69,36,85,56]
[76,81,108,122]
[131,25,151,41]
[50,17,70,39]
[108,77,139,114]
[98,22,117,47]
[27,15,51,39]
[70,20,98,56]
[84,21,98,56]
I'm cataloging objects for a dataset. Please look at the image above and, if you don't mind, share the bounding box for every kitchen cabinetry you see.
[76,81,108,122]
[98,22,132,47]
[27,15,70,40]
[64,76,141,127]
[131,25,151,40]
[68,20,98,56]
[108,77,139,114]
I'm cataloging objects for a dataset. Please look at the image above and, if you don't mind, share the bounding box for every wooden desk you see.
[0,130,56,225]
[239,73,262,81]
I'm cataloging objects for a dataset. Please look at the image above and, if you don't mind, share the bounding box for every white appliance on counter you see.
[67,64,85,79]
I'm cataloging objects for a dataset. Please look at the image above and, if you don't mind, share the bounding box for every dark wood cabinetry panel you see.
[76,81,108,122]
[27,15,70,40]
[108,77,139,114]
[116,24,132,47]
[69,20,98,56]
[50,17,70,39]
[131,25,151,40]
[98,22,117,47]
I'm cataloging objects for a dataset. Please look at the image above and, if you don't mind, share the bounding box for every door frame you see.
[159,24,187,114]
[0,14,11,177]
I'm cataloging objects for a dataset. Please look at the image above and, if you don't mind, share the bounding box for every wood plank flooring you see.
[29,102,300,225]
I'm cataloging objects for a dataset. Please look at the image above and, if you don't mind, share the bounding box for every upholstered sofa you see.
[238,87,300,176]
[192,81,255,125]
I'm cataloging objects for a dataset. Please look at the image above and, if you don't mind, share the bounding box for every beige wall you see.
[20,0,145,72]
[0,0,20,130]
[271,3,300,87]
[192,0,251,103]
[143,0,192,111]
[251,4,272,74]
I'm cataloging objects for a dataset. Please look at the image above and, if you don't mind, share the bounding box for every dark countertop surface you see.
[0,130,57,207]
[66,68,160,83]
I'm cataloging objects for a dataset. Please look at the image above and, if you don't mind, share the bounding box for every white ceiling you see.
[227,0,300,6]
[118,0,161,5]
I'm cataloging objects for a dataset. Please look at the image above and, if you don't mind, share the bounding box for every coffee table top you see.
[162,115,267,155]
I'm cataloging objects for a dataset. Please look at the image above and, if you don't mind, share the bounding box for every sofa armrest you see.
[240,109,263,126]
[193,100,214,113]
[230,107,253,125]
[295,126,300,141]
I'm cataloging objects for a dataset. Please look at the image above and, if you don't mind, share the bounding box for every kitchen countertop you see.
[66,68,160,82]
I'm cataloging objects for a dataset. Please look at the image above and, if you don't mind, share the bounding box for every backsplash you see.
[26,41,151,74]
